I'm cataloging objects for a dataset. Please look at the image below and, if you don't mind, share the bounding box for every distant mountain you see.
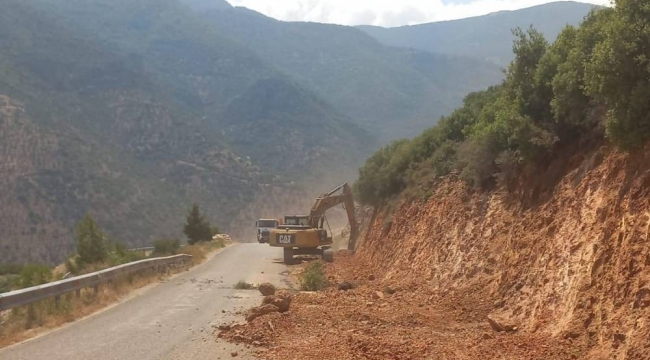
[191,6,503,142]
[358,1,596,66]
[183,0,231,11]
[0,0,370,264]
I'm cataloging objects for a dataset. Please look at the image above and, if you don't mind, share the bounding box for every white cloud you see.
[228,0,611,27]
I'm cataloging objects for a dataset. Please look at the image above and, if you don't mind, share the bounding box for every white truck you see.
[255,218,280,243]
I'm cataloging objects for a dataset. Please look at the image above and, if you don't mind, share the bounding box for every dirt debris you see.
[218,255,582,360]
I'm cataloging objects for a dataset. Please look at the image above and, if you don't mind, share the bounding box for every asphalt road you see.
[1,243,289,360]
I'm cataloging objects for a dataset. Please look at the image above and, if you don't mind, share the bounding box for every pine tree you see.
[76,215,107,265]
[183,204,212,245]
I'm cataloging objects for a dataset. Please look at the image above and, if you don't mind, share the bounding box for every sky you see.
[228,0,610,27]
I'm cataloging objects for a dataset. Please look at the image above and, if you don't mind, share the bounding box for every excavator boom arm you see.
[308,183,360,251]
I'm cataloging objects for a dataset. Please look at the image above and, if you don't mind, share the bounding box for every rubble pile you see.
[217,254,581,360]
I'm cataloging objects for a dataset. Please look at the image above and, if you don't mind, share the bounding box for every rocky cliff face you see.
[359,145,650,359]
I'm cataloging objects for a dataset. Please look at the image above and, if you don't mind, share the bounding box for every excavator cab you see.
[269,183,359,264]
[283,216,310,227]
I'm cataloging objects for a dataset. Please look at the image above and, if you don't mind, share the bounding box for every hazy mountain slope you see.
[195,6,504,141]
[359,1,595,66]
[222,78,371,179]
[0,0,371,264]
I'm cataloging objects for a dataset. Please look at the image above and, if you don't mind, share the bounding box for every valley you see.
[0,0,595,264]
[6,2,650,359]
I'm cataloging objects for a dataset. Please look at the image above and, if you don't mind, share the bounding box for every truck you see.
[255,218,281,243]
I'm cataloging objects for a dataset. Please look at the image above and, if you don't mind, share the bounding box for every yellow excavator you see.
[269,183,359,264]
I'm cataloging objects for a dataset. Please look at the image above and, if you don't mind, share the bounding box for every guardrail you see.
[0,254,192,311]
[125,244,189,253]
[125,246,155,253]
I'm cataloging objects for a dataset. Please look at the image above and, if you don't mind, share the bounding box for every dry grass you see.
[179,240,226,265]
[0,240,227,349]
[0,272,162,348]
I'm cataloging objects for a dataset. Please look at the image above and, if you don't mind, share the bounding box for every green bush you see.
[0,275,18,293]
[107,250,146,266]
[153,238,181,256]
[456,138,498,189]
[300,262,328,291]
[0,264,23,276]
[17,264,52,289]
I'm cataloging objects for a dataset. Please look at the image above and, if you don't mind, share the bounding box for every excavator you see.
[269,183,360,264]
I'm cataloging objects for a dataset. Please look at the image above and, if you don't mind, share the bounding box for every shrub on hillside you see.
[76,215,108,265]
[153,238,181,256]
[0,263,23,276]
[495,150,522,191]
[0,276,17,293]
[456,136,500,189]
[17,264,52,289]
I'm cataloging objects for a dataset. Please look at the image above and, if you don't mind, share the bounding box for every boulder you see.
[258,283,276,296]
[262,294,292,313]
[487,314,518,333]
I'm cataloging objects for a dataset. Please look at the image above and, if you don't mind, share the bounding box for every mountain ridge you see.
[358,1,597,65]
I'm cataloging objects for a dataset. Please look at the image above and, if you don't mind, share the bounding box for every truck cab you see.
[256,219,280,243]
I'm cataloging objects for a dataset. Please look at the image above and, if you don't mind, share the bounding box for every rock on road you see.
[1,244,289,360]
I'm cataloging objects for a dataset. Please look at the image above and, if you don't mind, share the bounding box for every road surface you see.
[1,244,289,360]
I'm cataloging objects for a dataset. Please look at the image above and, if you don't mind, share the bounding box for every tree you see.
[76,215,107,265]
[507,27,551,124]
[183,204,213,245]
[585,1,650,148]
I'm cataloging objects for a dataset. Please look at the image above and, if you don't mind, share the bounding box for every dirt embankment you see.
[219,145,650,359]
[357,145,650,359]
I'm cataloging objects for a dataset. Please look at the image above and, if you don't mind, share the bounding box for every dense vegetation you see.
[355,1,650,206]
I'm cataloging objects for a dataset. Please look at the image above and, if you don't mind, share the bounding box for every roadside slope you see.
[220,146,650,360]
[358,146,650,359]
